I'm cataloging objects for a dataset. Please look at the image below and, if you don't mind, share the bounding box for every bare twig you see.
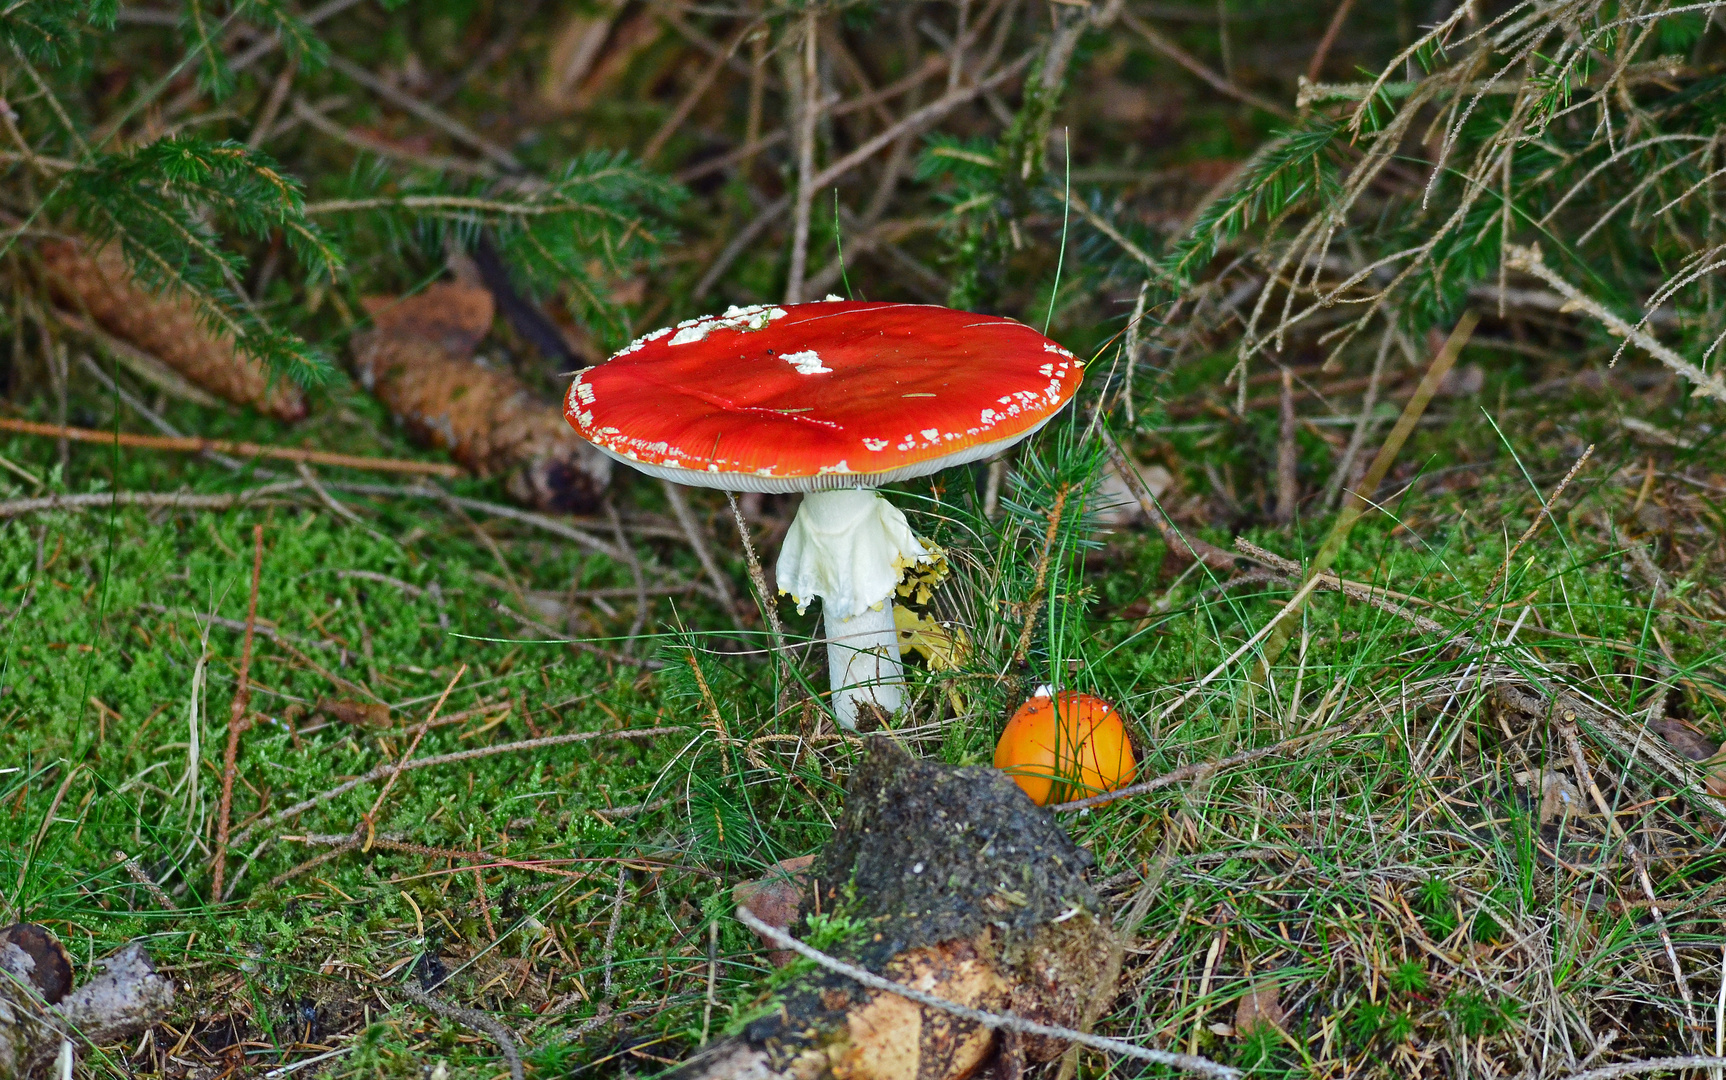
[661,480,743,629]
[785,7,821,304]
[400,983,523,1080]
[1319,322,1392,509]
[601,864,627,999]
[605,500,650,648]
[211,524,264,900]
[643,21,756,162]
[1304,0,1357,82]
[1099,429,1235,569]
[0,483,306,521]
[734,906,1239,1079]
[113,852,174,912]
[0,418,463,476]
[363,665,467,849]
[1503,244,1726,402]
[1254,312,1478,675]
[1012,485,1070,667]
[325,54,522,171]
[1119,11,1291,119]
[485,597,664,668]
[695,51,1034,297]
[1274,367,1297,524]
[1558,1060,1726,1080]
[1052,724,1347,812]
[726,492,791,676]
[1478,444,1594,604]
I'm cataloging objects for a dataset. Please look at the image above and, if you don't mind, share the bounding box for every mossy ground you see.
[3,336,1723,1079]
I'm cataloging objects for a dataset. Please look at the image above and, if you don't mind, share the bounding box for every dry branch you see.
[0,481,307,520]
[0,419,463,477]
[227,725,683,848]
[1502,244,1726,403]
[351,283,612,512]
[38,239,308,421]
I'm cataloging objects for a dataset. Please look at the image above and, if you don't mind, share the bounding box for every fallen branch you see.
[736,907,1237,1079]
[0,481,307,520]
[399,983,523,1080]
[1099,429,1236,569]
[1051,725,1348,813]
[1503,244,1726,403]
[211,524,265,899]
[1558,1057,1726,1080]
[0,418,463,477]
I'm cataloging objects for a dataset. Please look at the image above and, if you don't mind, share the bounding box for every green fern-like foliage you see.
[1,0,116,65]
[313,151,683,352]
[53,138,343,385]
[3,0,683,393]
[180,0,327,101]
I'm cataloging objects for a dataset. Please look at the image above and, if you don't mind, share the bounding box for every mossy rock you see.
[686,737,1119,1080]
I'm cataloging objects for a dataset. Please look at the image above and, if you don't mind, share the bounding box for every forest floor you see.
[3,330,1725,1080]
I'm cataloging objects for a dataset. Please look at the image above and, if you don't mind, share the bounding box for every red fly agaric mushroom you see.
[564,300,1083,728]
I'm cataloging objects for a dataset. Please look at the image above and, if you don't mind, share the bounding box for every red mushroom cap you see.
[564,301,1084,492]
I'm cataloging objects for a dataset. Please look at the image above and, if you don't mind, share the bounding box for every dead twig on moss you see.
[0,418,463,477]
[735,906,1239,1079]
[0,482,307,520]
[400,983,523,1080]
[363,664,467,850]
[211,524,264,900]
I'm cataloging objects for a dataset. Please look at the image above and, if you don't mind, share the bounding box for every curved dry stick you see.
[735,906,1239,1079]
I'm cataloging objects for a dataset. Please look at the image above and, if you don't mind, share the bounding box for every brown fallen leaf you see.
[317,698,391,729]
[351,283,611,512]
[733,854,816,968]
[1650,717,1720,762]
[39,239,308,422]
[1649,718,1726,798]
[1234,978,1283,1037]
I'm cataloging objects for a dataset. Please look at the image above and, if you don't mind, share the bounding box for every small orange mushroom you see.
[994,688,1137,806]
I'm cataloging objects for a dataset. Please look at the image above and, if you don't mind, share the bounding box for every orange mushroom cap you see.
[994,689,1137,807]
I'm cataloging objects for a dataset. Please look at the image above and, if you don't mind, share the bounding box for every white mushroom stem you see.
[776,489,931,730]
[822,603,903,730]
